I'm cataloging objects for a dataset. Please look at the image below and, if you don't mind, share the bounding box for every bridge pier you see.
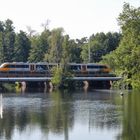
[18,81,54,92]
[83,81,89,92]
[0,76,121,92]
[21,81,26,93]
[72,80,111,89]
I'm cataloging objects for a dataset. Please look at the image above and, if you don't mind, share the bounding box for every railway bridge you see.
[0,76,122,91]
[0,62,122,90]
[0,76,121,82]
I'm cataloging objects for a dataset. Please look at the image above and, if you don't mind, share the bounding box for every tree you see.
[28,29,50,62]
[61,35,71,65]
[69,39,82,63]
[0,21,4,63]
[3,19,15,62]
[81,32,121,63]
[14,31,31,62]
[80,42,89,63]
[44,28,64,63]
[102,3,140,89]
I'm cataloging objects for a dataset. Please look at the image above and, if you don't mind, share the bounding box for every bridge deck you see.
[0,77,122,82]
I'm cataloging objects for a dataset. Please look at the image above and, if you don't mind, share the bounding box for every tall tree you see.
[44,28,64,63]
[28,29,50,62]
[102,3,140,89]
[81,32,121,63]
[0,21,4,63]
[60,35,71,65]
[14,31,31,62]
[3,19,15,62]
[28,35,40,62]
[69,39,82,63]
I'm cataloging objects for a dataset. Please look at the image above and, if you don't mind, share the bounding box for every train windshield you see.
[0,63,9,68]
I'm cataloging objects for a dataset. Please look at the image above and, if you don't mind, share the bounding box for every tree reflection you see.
[0,91,74,140]
[74,91,123,131]
[0,90,134,140]
[118,92,140,140]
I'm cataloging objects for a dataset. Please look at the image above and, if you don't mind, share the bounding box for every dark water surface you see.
[0,89,139,140]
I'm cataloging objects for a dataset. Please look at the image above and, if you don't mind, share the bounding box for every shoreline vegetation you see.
[0,3,139,90]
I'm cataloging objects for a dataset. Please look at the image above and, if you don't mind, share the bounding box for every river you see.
[0,89,139,140]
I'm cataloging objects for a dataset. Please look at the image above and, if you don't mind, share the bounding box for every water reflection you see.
[0,94,3,119]
[0,90,139,140]
[118,91,140,140]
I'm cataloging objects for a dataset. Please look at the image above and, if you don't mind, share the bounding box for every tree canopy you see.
[0,19,121,65]
[102,3,140,89]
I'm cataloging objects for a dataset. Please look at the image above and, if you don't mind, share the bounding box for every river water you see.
[0,89,139,140]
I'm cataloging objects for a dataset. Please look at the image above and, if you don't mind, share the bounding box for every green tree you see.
[3,19,15,62]
[28,29,50,62]
[102,3,140,89]
[81,32,121,63]
[80,42,89,63]
[69,39,81,63]
[0,21,4,63]
[44,28,64,63]
[61,35,71,65]
[28,35,40,62]
[14,31,31,62]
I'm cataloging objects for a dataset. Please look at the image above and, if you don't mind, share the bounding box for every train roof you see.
[0,62,58,68]
[0,62,57,65]
[0,62,108,67]
[68,63,107,66]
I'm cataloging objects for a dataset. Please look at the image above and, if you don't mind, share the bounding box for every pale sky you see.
[0,0,139,39]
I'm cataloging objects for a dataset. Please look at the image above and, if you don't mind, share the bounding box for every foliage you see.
[102,3,140,89]
[51,65,74,89]
[28,30,50,62]
[81,32,121,63]
[44,28,64,63]
[0,19,16,62]
[0,18,121,66]
[14,31,31,62]
[51,66,63,87]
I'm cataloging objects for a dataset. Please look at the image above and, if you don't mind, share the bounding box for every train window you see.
[70,66,76,70]
[87,65,107,69]
[70,65,81,70]
[36,65,48,70]
[99,65,107,69]
[4,65,8,68]
[42,65,47,70]
[87,65,99,69]
[5,65,15,68]
[15,65,29,68]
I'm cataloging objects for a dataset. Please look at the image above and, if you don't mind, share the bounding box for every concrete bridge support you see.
[18,81,54,92]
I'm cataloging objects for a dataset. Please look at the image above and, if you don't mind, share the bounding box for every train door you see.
[81,65,87,72]
[30,64,35,72]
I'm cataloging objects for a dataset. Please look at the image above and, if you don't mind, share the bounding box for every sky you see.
[0,0,139,39]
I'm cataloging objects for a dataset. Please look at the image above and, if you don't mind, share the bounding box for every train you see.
[0,62,112,77]
[68,63,111,73]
